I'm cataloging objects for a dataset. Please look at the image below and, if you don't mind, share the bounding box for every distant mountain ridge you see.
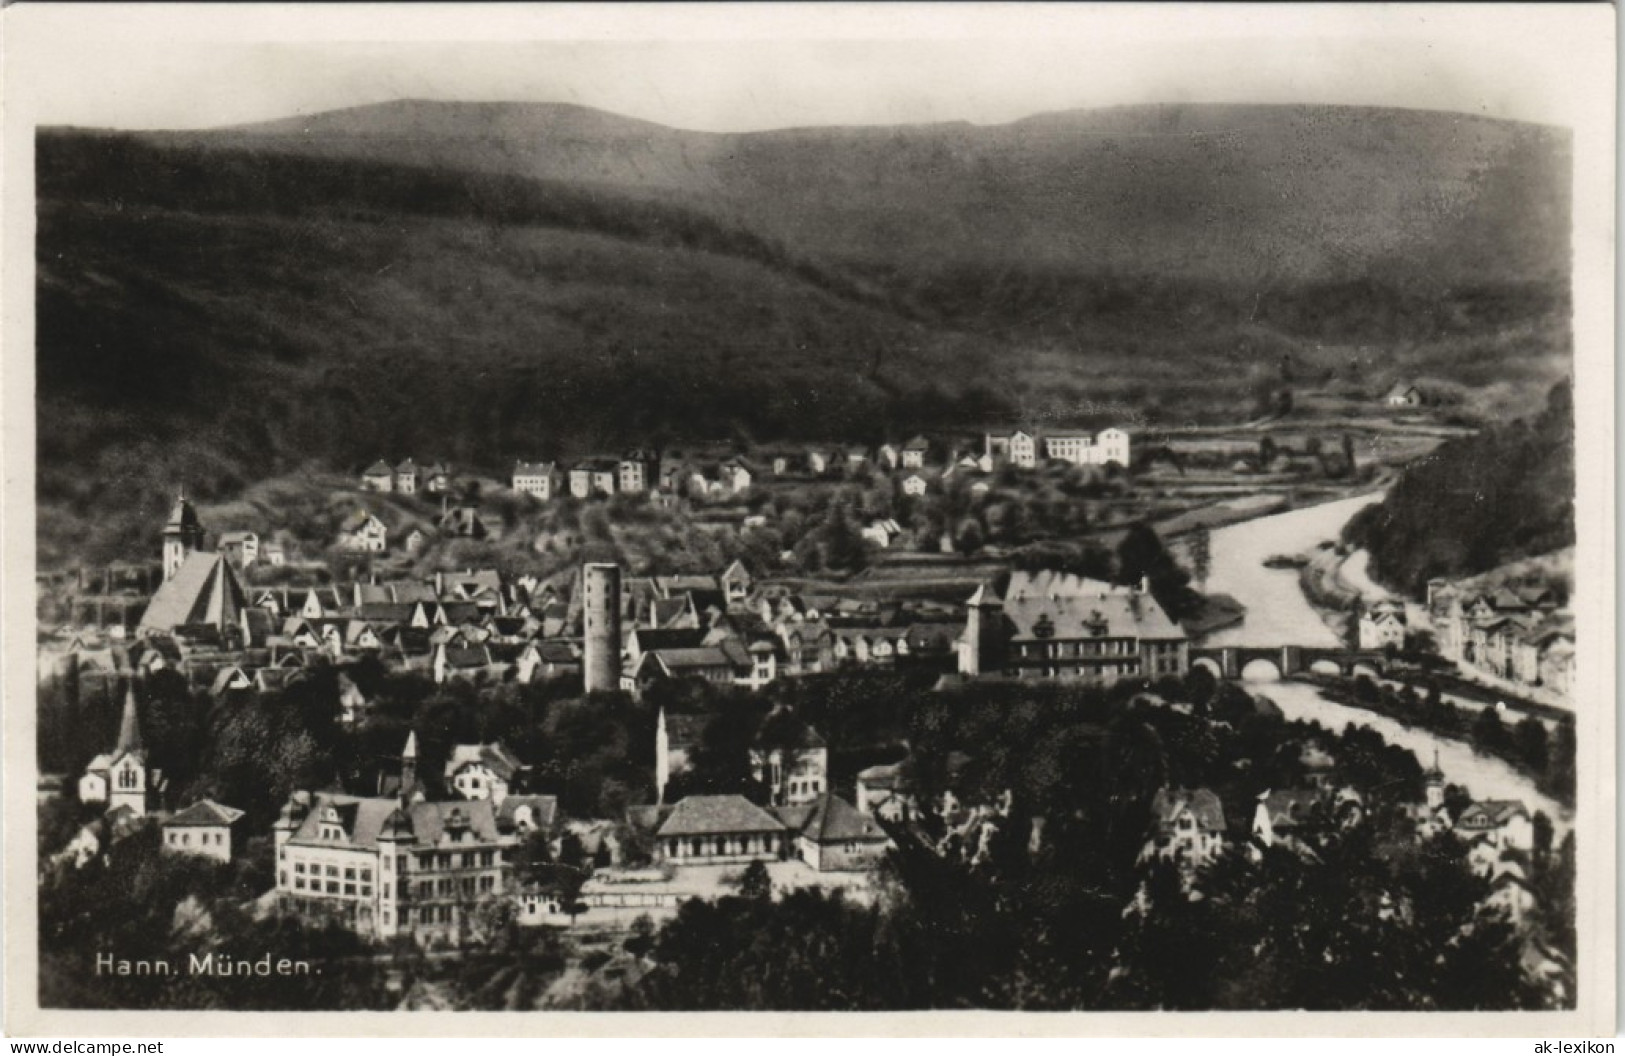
[138,100,1572,283]
[35,100,1574,564]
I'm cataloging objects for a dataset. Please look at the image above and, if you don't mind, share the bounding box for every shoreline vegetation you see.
[1290,672,1574,810]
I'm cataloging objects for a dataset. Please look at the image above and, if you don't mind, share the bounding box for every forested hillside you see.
[36,103,1575,565]
[1342,381,1575,596]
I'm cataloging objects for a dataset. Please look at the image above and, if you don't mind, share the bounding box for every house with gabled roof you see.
[337,511,388,553]
[394,458,420,495]
[217,530,260,570]
[1384,381,1424,407]
[210,664,255,699]
[750,707,828,806]
[778,793,892,872]
[361,460,394,492]
[901,435,931,469]
[444,742,530,805]
[1141,787,1226,870]
[1455,799,1533,855]
[422,462,452,495]
[432,642,496,684]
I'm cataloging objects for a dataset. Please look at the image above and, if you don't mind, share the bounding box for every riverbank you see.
[1202,492,1568,828]
[1256,680,1572,831]
[1291,673,1573,810]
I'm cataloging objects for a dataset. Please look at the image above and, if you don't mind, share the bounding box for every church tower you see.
[1423,750,1445,812]
[400,730,419,802]
[161,490,205,582]
[108,682,155,816]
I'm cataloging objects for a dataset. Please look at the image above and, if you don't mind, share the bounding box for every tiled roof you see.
[632,627,709,652]
[287,794,502,849]
[648,647,736,671]
[445,742,526,783]
[857,761,906,790]
[165,799,246,828]
[496,795,558,831]
[799,794,887,844]
[138,553,245,634]
[1002,577,1185,642]
[657,794,786,837]
[363,460,392,476]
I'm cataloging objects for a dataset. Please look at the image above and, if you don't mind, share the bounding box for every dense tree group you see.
[1344,381,1574,596]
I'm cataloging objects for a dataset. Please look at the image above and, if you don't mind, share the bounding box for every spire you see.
[116,681,144,754]
[399,728,419,801]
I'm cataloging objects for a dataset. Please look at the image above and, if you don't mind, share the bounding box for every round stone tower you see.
[582,562,622,693]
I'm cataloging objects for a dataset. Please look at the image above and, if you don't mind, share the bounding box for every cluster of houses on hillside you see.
[500,428,1134,504]
[361,459,454,496]
[1427,578,1575,699]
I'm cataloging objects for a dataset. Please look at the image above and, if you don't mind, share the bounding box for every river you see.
[1201,492,1383,648]
[1202,492,1571,828]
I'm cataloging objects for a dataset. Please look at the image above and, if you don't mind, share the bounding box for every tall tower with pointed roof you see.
[400,730,419,801]
[106,681,162,816]
[1424,750,1445,811]
[116,680,144,755]
[162,490,206,582]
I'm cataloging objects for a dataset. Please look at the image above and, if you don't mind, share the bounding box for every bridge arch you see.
[1191,657,1224,680]
[1308,659,1343,676]
[1240,658,1283,683]
[1350,661,1383,681]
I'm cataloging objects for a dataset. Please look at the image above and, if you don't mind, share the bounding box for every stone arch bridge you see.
[1188,645,1387,682]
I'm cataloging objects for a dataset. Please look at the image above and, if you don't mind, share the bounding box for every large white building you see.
[511,461,561,500]
[959,570,1187,682]
[985,428,1131,469]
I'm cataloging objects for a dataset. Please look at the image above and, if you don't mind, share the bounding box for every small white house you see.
[161,799,245,863]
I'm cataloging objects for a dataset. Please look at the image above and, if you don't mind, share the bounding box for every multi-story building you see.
[618,450,657,494]
[394,459,419,495]
[511,461,561,500]
[984,428,1132,469]
[569,459,619,499]
[958,570,1187,682]
[273,736,518,944]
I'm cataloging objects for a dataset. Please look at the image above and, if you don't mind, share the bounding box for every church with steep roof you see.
[137,492,247,637]
[78,682,167,817]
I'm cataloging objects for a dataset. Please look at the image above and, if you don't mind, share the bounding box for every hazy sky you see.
[5,4,1611,131]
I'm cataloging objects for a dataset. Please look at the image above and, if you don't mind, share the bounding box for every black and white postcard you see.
[3,2,1614,1037]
